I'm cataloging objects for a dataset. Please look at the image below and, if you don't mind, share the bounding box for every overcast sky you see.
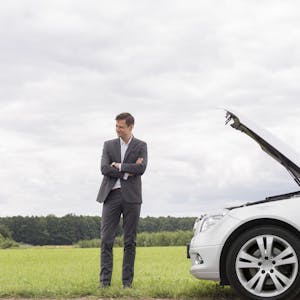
[1,1,300,217]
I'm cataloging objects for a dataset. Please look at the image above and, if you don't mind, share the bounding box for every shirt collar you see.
[120,135,133,146]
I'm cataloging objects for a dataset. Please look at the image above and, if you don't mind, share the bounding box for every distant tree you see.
[0,224,11,239]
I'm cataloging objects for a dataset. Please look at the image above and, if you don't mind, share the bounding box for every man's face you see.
[116,119,133,139]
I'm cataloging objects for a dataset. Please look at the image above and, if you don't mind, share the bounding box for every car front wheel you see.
[226,225,300,300]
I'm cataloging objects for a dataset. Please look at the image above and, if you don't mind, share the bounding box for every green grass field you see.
[0,246,236,299]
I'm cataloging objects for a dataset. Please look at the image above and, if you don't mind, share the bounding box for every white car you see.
[188,110,300,300]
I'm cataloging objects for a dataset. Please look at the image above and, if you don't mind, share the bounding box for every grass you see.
[0,246,236,299]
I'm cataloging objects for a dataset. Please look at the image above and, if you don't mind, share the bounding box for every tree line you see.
[76,231,193,248]
[0,215,196,246]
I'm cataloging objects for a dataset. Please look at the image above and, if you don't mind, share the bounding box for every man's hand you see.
[111,162,121,169]
[136,157,143,164]
[128,158,143,176]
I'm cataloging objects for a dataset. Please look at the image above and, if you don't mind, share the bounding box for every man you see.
[96,112,147,288]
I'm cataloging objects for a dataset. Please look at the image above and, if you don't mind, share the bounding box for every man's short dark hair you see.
[115,112,135,127]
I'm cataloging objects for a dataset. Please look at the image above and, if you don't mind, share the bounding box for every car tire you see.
[226,225,300,300]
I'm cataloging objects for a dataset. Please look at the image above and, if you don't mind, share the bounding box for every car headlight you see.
[200,215,224,232]
[193,215,204,234]
[198,210,228,233]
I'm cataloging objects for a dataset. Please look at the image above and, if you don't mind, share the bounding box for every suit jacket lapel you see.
[115,138,121,162]
[123,137,136,162]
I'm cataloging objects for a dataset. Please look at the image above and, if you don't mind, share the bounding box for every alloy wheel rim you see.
[235,234,298,297]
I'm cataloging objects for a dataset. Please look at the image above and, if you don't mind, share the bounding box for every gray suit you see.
[96,137,147,204]
[97,137,147,286]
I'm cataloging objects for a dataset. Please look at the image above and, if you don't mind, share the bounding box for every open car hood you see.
[225,110,300,187]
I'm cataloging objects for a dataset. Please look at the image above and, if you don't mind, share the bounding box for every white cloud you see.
[0,1,300,217]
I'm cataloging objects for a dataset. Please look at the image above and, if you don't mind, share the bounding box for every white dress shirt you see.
[112,136,132,190]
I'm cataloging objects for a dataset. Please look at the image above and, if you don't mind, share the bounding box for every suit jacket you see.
[96,137,147,204]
